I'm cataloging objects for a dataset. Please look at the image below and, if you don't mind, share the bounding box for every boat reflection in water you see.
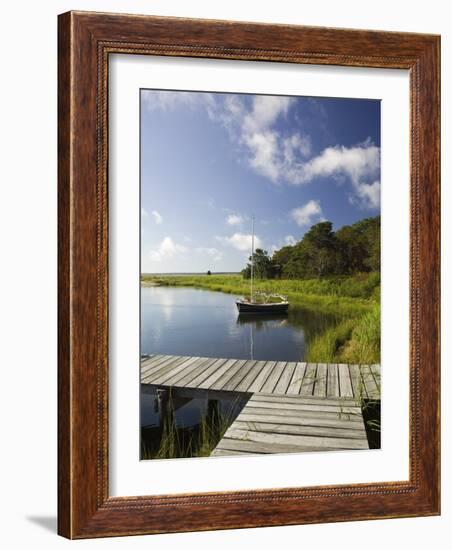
[236,312,289,326]
[237,312,290,360]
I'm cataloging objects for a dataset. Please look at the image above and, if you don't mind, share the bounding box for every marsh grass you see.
[306,304,380,364]
[306,318,356,363]
[141,273,379,316]
[141,391,246,460]
[343,305,381,364]
[142,272,381,365]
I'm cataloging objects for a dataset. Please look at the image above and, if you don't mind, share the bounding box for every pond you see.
[141,285,342,362]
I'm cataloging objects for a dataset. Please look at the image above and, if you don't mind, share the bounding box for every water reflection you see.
[237,313,289,327]
[141,286,343,362]
[141,384,249,459]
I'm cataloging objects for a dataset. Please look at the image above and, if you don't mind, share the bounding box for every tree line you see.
[242,216,380,280]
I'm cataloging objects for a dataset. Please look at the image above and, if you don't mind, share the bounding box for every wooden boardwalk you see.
[140,355,380,400]
[141,355,380,456]
[212,394,369,456]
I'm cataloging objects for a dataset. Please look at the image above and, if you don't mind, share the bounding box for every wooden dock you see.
[141,355,380,456]
[212,393,369,455]
[140,355,380,399]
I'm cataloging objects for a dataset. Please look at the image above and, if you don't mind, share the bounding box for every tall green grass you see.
[342,304,381,364]
[142,273,379,316]
[305,318,356,363]
[142,272,381,364]
[141,393,243,460]
[305,304,380,364]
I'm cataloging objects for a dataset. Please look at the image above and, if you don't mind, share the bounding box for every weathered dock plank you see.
[220,360,259,392]
[212,438,347,455]
[247,361,277,393]
[140,355,380,401]
[233,360,261,392]
[220,428,369,451]
[142,356,190,384]
[242,405,363,423]
[242,399,361,416]
[314,363,327,397]
[251,393,355,407]
[212,393,369,456]
[164,357,214,387]
[260,361,286,393]
[286,362,306,395]
[197,359,241,390]
[338,363,354,398]
[327,363,339,397]
[141,355,174,377]
[360,365,380,400]
[146,356,201,386]
[274,362,297,395]
[300,363,317,396]
[208,359,246,391]
[236,411,365,430]
[141,355,381,456]
[232,420,367,440]
[349,363,366,399]
[173,357,220,387]
[141,355,379,457]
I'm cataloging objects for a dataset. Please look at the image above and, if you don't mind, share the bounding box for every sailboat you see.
[235,217,289,314]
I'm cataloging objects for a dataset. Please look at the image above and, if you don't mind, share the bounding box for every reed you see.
[141,393,244,460]
[305,318,356,363]
[305,302,380,364]
[141,273,379,316]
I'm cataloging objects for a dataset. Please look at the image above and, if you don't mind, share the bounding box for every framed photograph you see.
[58,11,440,538]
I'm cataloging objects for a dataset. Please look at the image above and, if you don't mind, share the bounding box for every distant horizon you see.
[141,90,380,273]
[142,271,240,275]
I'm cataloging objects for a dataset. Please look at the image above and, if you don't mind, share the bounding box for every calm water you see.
[141,285,342,362]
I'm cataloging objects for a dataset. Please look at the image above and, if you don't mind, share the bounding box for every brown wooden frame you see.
[58,11,440,539]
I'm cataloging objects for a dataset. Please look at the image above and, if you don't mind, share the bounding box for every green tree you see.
[299,221,340,278]
[242,248,274,279]
[272,245,295,278]
[243,216,380,281]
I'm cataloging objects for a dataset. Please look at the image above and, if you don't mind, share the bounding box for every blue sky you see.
[141,90,380,273]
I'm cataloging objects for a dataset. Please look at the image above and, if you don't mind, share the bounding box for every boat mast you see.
[250,216,254,303]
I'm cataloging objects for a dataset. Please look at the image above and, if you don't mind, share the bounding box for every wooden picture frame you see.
[58,11,440,538]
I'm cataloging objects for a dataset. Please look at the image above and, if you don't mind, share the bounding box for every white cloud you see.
[149,237,187,262]
[285,235,297,246]
[141,208,147,217]
[143,90,380,209]
[291,200,323,227]
[283,134,312,163]
[244,130,280,181]
[195,247,223,262]
[226,213,243,226]
[217,233,262,252]
[151,210,163,224]
[243,95,294,134]
[215,97,380,208]
[350,180,381,209]
[207,93,312,185]
[142,90,215,112]
[289,142,381,208]
[235,96,380,208]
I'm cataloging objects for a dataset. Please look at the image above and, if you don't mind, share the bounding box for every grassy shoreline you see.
[142,273,378,314]
[141,273,380,364]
